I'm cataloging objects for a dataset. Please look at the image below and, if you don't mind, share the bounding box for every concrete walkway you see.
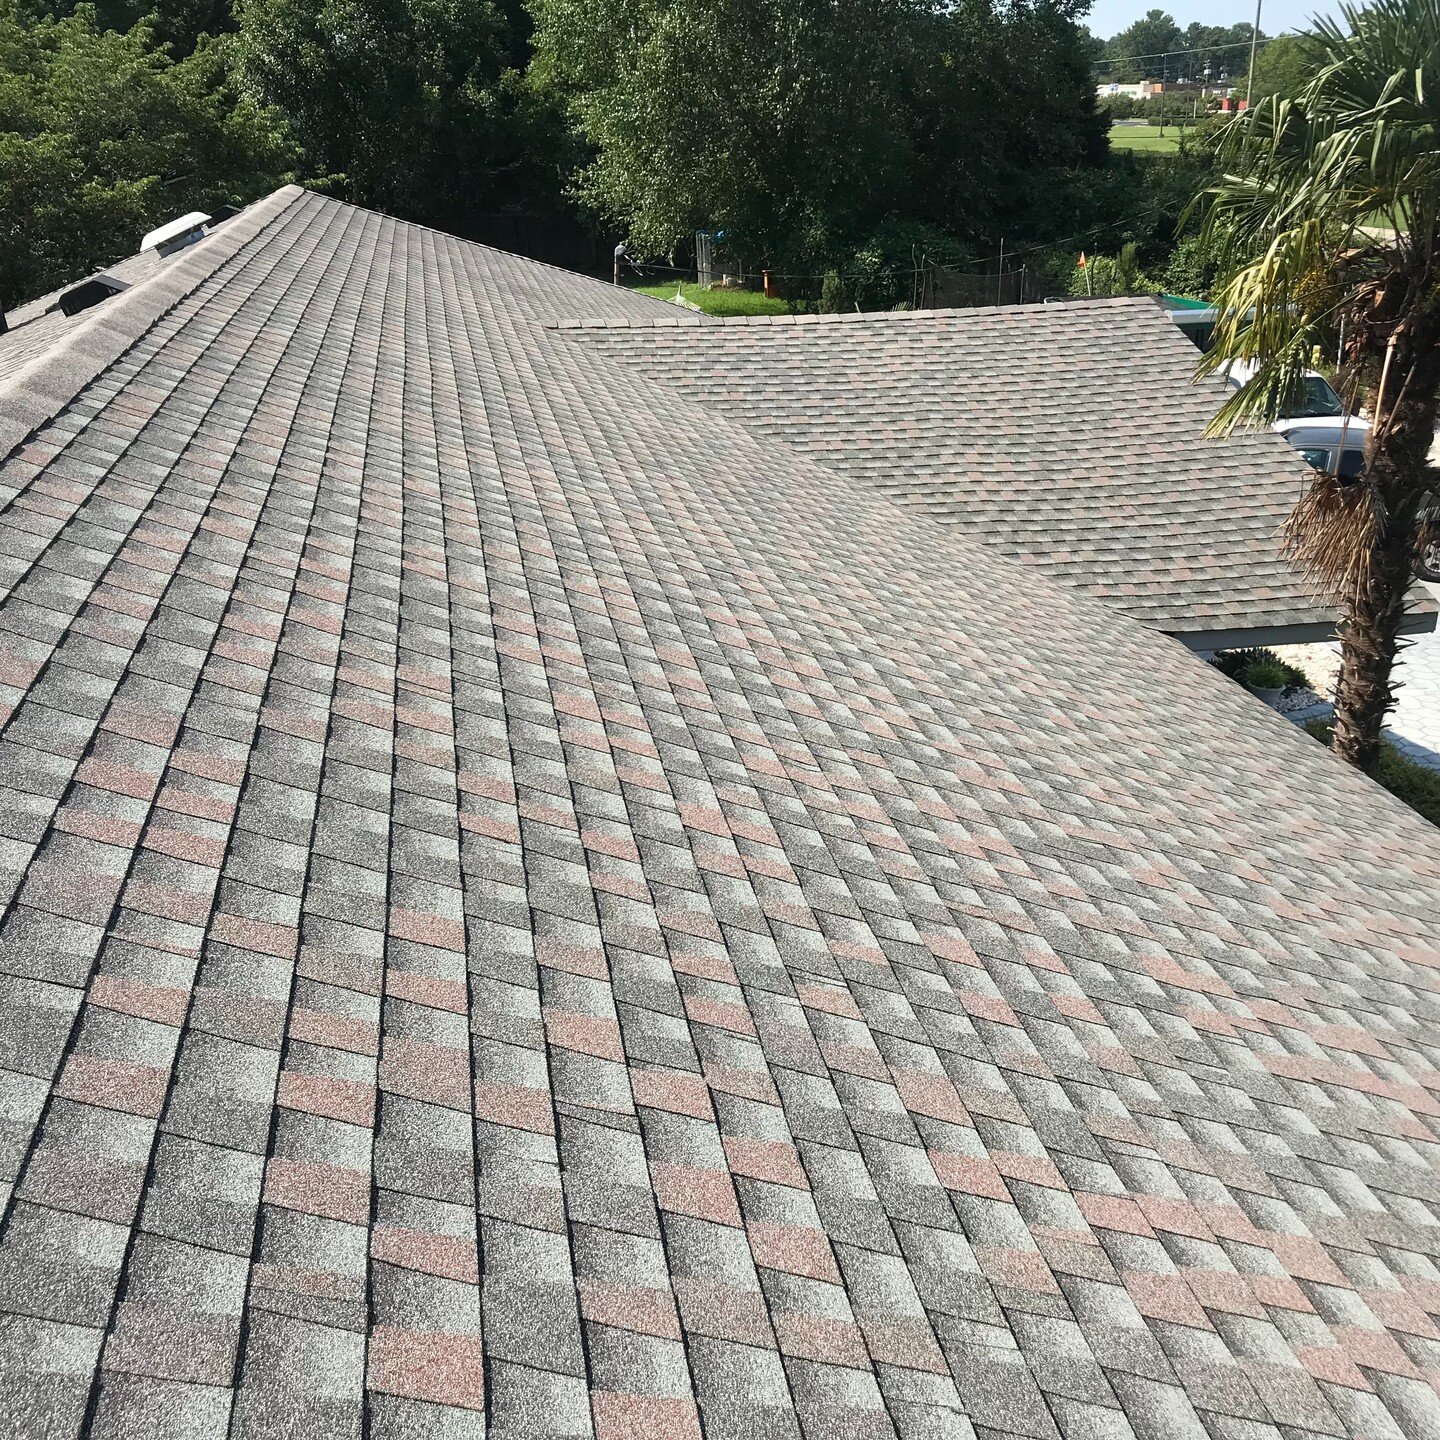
[1388,587,1440,767]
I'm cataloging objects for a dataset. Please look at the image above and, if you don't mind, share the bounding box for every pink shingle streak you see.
[0,188,1438,1438]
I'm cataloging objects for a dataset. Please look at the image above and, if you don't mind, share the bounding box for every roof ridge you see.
[0,184,307,461]
[547,294,1158,332]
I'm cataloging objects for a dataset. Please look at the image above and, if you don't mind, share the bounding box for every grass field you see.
[629,281,797,316]
[1108,124,1183,154]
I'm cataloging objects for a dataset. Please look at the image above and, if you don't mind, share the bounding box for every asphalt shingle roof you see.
[0,249,171,387]
[559,301,1344,638]
[3,187,1440,1440]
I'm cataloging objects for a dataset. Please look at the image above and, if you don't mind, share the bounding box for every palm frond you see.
[1281,467,1384,606]
[1190,0,1440,437]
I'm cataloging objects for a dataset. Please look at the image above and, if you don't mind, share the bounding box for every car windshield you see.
[1282,376,1345,418]
[1337,447,1366,480]
[1292,444,1366,479]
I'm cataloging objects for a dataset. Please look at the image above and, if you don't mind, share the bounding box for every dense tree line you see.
[0,1,294,302]
[0,0,1311,311]
[531,0,1108,293]
[1088,10,1261,88]
[1086,7,1317,102]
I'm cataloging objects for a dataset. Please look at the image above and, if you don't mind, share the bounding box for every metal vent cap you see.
[140,212,212,257]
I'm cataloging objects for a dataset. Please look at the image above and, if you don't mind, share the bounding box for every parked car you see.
[1418,495,1440,583]
[1273,418,1369,480]
[1223,358,1354,425]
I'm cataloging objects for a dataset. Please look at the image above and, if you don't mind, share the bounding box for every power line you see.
[1092,35,1281,71]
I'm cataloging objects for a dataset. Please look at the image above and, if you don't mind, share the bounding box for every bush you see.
[1243,659,1289,689]
[817,269,849,314]
[1068,242,1159,298]
[1209,648,1309,690]
[1160,232,1226,299]
[1099,94,1142,121]
[1303,721,1440,828]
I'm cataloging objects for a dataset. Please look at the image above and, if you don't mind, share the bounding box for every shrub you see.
[817,270,849,314]
[1209,648,1309,690]
[1067,243,1159,298]
[1244,658,1290,689]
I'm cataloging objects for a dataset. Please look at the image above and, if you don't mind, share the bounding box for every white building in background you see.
[1097,80,1164,98]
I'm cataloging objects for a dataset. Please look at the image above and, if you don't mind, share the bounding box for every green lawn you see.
[629,281,797,316]
[1108,124,1183,154]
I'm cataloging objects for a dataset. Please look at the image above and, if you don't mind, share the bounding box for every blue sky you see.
[1086,2,1346,38]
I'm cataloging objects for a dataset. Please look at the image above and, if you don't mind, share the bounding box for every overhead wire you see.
[1092,34,1280,71]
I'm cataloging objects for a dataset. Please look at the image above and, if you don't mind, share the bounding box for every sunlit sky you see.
[1086,1,1347,39]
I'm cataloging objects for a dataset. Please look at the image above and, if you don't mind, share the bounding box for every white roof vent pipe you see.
[140,212,211,258]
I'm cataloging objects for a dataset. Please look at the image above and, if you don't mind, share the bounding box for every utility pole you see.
[1246,0,1263,109]
[996,240,1005,307]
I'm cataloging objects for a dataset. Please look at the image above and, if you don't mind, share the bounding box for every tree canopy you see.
[0,0,1198,314]
[1244,33,1328,101]
[0,1,295,304]
[1098,9,1261,86]
[530,0,1106,283]
[233,0,561,230]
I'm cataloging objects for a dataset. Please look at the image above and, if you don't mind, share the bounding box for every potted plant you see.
[1244,658,1289,707]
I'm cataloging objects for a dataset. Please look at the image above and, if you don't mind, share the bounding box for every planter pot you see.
[1247,684,1285,707]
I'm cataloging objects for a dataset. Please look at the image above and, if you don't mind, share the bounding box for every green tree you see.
[1103,8,1181,83]
[912,1,1107,251]
[0,1,296,306]
[529,0,921,273]
[1074,22,1105,66]
[1245,33,1327,101]
[19,0,236,55]
[1178,21,1258,86]
[530,0,1105,278]
[1196,0,1440,772]
[235,0,562,230]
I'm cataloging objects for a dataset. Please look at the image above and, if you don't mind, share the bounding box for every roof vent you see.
[209,204,242,227]
[56,274,131,317]
[140,212,211,258]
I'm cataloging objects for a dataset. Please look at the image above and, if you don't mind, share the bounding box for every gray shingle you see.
[0,188,1438,1440]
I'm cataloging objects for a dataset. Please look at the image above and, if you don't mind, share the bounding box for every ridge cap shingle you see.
[0,185,307,462]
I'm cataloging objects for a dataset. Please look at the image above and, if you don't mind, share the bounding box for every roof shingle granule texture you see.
[559,301,1340,637]
[1,188,1440,1440]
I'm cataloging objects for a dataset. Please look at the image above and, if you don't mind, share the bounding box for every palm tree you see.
[1195,0,1440,773]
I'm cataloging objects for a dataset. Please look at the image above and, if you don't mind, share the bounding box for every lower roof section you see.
[1173,606,1439,653]
[558,301,1352,640]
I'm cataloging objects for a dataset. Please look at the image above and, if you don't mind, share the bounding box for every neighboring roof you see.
[557,300,1362,640]
[2,188,1440,1440]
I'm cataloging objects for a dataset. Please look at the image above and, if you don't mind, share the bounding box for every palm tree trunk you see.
[1331,334,1440,772]
[1332,540,1412,772]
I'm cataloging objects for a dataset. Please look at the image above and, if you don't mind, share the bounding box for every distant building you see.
[1097,80,1164,98]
